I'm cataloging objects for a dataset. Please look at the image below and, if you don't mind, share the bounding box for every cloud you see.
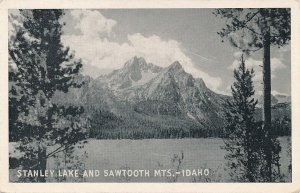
[127,33,188,67]
[229,53,286,82]
[62,10,222,92]
[127,33,222,91]
[271,90,288,96]
[228,52,287,93]
[70,10,117,38]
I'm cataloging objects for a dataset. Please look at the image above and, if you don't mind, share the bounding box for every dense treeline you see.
[90,127,225,139]
[87,107,290,139]
[272,116,291,136]
[88,108,226,139]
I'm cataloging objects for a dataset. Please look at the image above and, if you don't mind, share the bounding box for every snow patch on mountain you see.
[187,112,196,120]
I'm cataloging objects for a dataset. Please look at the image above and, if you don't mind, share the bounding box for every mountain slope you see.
[53,56,290,139]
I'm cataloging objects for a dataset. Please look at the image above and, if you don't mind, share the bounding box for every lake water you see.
[50,137,292,182]
[10,137,291,182]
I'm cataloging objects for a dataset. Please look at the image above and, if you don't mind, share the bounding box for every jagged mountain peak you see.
[122,56,163,74]
[124,56,147,69]
[104,56,163,89]
[195,78,207,89]
[168,61,183,71]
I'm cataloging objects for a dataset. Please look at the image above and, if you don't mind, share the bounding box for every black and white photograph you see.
[2,1,298,190]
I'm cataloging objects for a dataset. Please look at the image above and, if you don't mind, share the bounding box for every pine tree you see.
[9,10,88,182]
[224,55,281,182]
[214,9,290,180]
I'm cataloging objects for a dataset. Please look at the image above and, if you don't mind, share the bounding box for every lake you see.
[10,137,291,182]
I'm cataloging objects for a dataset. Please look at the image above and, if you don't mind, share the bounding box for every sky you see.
[10,9,291,96]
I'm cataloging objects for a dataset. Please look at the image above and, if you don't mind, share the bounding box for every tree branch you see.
[245,26,263,36]
[244,47,262,52]
[46,145,65,158]
[244,10,260,24]
[46,147,71,159]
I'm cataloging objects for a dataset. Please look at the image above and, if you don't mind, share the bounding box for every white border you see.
[0,0,299,192]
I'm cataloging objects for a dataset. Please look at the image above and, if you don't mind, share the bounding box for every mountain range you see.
[53,56,291,139]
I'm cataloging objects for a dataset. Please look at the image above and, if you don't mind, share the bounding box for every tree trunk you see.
[262,31,272,181]
[36,96,47,182]
[37,147,47,182]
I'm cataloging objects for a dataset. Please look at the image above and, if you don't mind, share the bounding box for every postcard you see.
[0,0,300,192]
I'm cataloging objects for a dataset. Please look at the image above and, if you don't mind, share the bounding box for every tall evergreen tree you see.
[214,9,290,180]
[9,10,88,182]
[224,55,281,182]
